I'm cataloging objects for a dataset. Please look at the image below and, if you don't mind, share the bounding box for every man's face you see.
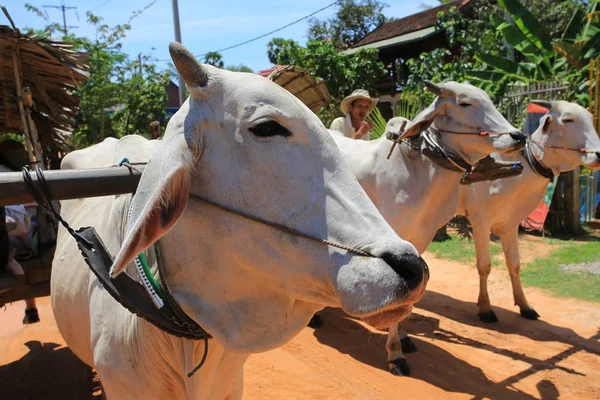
[349,99,371,120]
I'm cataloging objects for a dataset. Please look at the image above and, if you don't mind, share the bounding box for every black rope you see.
[21,167,93,249]
[187,338,209,378]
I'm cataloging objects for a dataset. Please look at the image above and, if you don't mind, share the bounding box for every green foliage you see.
[395,92,429,120]
[307,0,388,50]
[24,3,170,149]
[226,64,253,73]
[267,38,387,126]
[203,51,224,68]
[403,6,493,91]
[467,0,599,104]
[368,107,387,139]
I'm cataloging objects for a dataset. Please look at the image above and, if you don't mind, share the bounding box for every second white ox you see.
[329,81,525,376]
[456,100,600,323]
[50,42,429,399]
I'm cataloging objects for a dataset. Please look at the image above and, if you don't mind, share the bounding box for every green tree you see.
[112,54,170,137]
[25,3,171,148]
[203,51,224,68]
[307,0,388,50]
[267,38,387,125]
[225,64,254,73]
[467,0,599,104]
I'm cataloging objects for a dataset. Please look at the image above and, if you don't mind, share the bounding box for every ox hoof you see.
[478,310,498,323]
[520,308,540,320]
[307,314,323,328]
[388,358,411,377]
[401,337,418,353]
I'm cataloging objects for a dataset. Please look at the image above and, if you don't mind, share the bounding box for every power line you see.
[43,0,78,33]
[151,0,341,62]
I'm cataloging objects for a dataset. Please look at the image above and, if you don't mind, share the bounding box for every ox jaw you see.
[164,250,427,353]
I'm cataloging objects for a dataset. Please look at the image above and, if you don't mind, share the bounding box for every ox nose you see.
[596,151,600,161]
[509,130,526,143]
[382,252,429,291]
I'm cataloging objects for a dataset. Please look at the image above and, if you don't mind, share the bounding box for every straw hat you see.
[340,89,379,116]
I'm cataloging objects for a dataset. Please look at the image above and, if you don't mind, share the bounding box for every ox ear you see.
[110,134,194,278]
[399,103,442,139]
[169,42,209,92]
[539,114,554,134]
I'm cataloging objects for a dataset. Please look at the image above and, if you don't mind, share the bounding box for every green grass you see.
[521,239,600,303]
[427,235,503,266]
[428,233,600,303]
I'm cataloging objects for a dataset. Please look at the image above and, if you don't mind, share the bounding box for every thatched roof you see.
[0,10,89,159]
[268,65,331,112]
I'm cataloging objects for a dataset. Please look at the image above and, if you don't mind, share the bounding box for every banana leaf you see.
[369,107,387,139]
[580,30,600,59]
[562,8,587,41]
[490,15,550,66]
[498,0,553,53]
[553,40,584,69]
[475,54,521,74]
[465,70,507,82]
[395,97,425,121]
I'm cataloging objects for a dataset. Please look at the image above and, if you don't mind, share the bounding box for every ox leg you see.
[500,228,539,320]
[386,322,412,376]
[473,223,497,323]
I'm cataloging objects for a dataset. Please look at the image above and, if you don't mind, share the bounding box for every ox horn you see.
[424,80,454,98]
[531,100,553,111]
[169,42,209,87]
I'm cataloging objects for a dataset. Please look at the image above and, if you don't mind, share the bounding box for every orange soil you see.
[1,250,599,400]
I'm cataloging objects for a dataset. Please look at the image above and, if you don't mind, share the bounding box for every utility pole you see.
[172,0,186,106]
[43,1,78,35]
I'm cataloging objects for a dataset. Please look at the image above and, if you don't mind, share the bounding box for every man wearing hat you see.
[330,89,379,141]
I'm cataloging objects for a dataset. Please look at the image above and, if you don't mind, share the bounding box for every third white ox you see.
[329,81,525,376]
[50,42,429,399]
[456,100,600,323]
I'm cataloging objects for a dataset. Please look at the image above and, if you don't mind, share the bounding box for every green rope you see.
[138,252,166,300]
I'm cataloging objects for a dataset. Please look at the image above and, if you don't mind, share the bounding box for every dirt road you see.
[1,251,599,399]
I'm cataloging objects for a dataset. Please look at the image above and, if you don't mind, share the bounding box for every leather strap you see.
[76,226,210,340]
[523,139,554,181]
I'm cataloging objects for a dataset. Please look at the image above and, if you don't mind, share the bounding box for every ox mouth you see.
[361,305,414,329]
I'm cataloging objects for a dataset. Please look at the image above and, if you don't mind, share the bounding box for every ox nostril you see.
[596,151,600,161]
[382,252,429,291]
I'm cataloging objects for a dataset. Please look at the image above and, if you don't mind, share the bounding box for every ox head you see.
[400,81,525,165]
[109,43,429,351]
[532,100,600,174]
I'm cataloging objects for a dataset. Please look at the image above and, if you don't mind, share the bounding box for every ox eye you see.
[561,118,575,123]
[459,102,472,108]
[249,120,292,138]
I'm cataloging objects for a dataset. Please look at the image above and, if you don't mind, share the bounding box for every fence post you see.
[563,169,581,233]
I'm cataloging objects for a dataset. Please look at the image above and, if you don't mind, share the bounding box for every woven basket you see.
[268,65,331,112]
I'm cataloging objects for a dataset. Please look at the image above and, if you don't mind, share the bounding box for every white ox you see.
[456,100,600,322]
[50,43,429,399]
[328,81,525,376]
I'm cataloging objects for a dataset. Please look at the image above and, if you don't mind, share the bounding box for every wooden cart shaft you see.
[0,166,144,207]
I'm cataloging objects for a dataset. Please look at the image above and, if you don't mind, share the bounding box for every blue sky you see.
[3,0,440,72]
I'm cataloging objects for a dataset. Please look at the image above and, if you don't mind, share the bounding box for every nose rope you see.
[432,128,514,136]
[116,161,375,258]
[530,138,595,154]
[188,193,375,258]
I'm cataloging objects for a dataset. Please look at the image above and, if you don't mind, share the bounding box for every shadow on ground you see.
[0,340,101,400]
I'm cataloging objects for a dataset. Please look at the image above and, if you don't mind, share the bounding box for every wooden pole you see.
[0,166,144,207]
[595,58,600,135]
[22,87,45,170]
[12,43,38,170]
